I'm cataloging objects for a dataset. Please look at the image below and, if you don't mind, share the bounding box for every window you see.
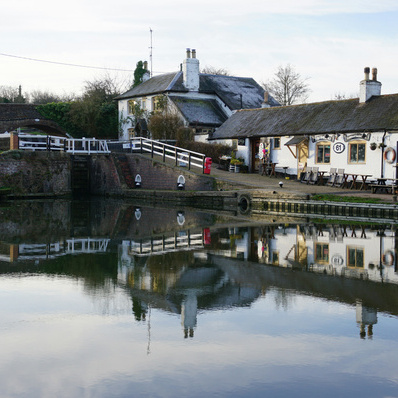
[315,243,329,264]
[349,142,366,163]
[316,142,331,164]
[128,100,137,115]
[141,97,147,110]
[152,96,163,112]
[273,137,281,150]
[347,246,364,268]
[128,128,135,139]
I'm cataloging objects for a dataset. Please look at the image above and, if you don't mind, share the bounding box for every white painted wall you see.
[267,132,398,180]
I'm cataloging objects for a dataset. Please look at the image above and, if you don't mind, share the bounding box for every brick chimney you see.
[359,67,381,103]
[262,91,271,108]
[182,48,200,91]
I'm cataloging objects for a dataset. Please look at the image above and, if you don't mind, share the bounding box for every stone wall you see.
[0,150,71,197]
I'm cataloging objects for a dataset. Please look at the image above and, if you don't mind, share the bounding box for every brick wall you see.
[126,154,214,191]
[90,153,215,195]
[0,151,71,196]
[0,137,9,151]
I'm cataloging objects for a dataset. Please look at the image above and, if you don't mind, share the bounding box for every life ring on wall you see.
[382,250,395,266]
[383,147,396,163]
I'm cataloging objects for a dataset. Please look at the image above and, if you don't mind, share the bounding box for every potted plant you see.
[230,158,243,172]
[370,142,377,151]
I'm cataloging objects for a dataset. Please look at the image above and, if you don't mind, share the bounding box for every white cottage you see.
[211,67,398,181]
[116,49,278,142]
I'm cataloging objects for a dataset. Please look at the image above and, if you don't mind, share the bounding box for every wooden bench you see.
[369,184,398,194]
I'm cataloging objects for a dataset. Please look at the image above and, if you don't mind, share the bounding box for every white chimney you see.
[183,48,199,91]
[359,66,381,103]
[142,61,150,82]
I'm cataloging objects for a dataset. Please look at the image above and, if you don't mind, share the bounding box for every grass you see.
[311,194,387,204]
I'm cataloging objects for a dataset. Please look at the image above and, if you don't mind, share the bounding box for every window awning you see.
[284,136,308,146]
[284,136,308,158]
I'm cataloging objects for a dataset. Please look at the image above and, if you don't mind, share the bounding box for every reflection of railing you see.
[130,137,206,172]
[126,231,204,256]
[66,238,110,253]
[18,134,110,154]
[17,238,110,260]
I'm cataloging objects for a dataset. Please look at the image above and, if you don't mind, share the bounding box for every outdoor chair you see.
[301,167,312,184]
[334,169,345,187]
[308,167,319,185]
[326,168,337,186]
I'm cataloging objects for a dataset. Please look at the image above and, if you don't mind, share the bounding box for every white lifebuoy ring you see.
[382,250,394,266]
[383,147,396,163]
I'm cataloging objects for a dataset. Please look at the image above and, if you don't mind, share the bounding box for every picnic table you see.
[341,173,372,190]
[369,177,398,194]
[261,162,278,177]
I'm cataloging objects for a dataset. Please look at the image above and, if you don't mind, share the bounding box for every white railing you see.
[18,134,110,154]
[65,138,109,154]
[131,137,206,172]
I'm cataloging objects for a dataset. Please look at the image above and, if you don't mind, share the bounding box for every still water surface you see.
[1,199,398,397]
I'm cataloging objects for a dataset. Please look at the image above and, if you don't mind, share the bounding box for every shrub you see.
[177,141,233,164]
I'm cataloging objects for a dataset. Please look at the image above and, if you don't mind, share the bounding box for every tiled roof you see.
[169,95,228,126]
[211,94,398,139]
[115,71,278,110]
[115,72,184,99]
[199,74,278,110]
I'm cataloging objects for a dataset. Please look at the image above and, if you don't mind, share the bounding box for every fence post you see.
[10,132,19,150]
[175,148,178,166]
[188,153,192,170]
[163,143,166,162]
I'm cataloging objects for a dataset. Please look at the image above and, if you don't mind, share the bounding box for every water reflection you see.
[1,199,398,396]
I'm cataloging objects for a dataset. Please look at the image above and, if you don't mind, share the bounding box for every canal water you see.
[1,199,398,398]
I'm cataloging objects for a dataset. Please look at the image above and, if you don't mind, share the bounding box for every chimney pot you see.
[192,49,196,59]
[372,67,378,81]
[364,67,370,81]
[186,48,191,58]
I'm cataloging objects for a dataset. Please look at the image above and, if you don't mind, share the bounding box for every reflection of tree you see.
[132,297,147,321]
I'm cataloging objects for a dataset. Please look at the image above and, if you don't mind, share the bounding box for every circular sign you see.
[333,142,345,154]
[331,254,344,266]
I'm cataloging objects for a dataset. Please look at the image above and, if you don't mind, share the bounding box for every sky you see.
[1,0,398,103]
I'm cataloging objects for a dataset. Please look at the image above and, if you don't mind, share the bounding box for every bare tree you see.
[262,64,310,106]
[332,92,357,100]
[0,85,27,103]
[201,65,230,76]
[29,90,61,104]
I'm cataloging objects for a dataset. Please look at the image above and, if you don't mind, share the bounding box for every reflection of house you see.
[211,67,398,178]
[259,224,398,284]
[116,49,278,142]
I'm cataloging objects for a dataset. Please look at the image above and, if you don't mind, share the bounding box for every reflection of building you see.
[356,301,377,339]
[240,224,398,285]
[118,251,261,339]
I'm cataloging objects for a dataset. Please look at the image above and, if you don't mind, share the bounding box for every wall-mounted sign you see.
[311,134,336,143]
[333,142,345,154]
[331,254,344,266]
[343,133,371,142]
